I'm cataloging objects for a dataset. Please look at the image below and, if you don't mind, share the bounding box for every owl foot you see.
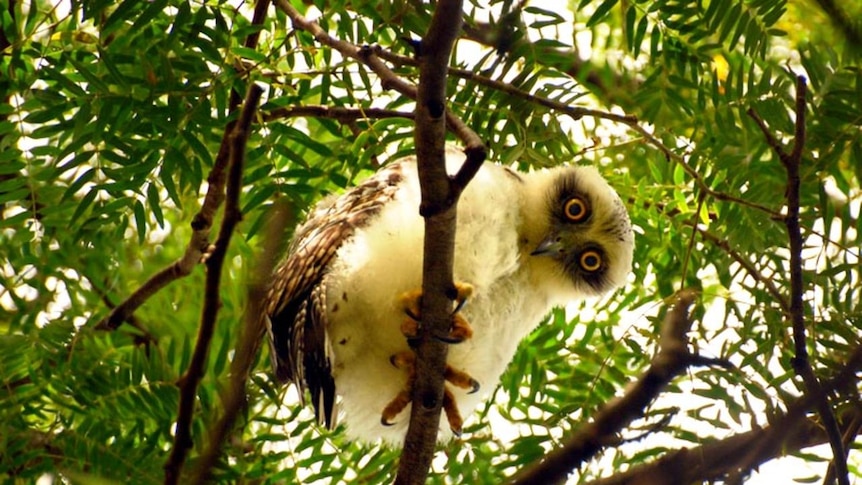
[382,282,478,434]
[400,282,475,344]
[381,351,480,435]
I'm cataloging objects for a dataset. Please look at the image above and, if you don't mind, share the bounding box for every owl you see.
[265,147,634,444]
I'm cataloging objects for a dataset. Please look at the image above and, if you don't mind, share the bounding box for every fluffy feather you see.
[266,149,634,444]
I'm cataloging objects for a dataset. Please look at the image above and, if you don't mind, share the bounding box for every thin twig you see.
[746,75,849,485]
[276,0,482,153]
[262,104,414,123]
[460,13,636,104]
[96,0,272,331]
[694,227,789,312]
[277,2,778,224]
[95,233,212,330]
[823,409,862,485]
[378,42,779,219]
[373,46,637,125]
[509,291,718,485]
[191,201,292,485]
[679,193,705,290]
[163,84,264,485]
[629,196,790,313]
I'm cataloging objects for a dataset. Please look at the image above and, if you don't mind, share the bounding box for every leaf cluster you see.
[1,0,860,483]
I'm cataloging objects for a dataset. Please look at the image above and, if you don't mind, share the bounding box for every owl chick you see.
[265,148,633,444]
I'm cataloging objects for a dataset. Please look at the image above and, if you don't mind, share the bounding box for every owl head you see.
[528,165,634,297]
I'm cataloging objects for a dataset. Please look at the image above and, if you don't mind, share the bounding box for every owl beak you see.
[531,236,564,257]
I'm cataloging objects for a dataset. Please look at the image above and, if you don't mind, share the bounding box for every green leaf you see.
[146,183,165,228]
[133,199,147,244]
[70,187,99,224]
[586,0,619,28]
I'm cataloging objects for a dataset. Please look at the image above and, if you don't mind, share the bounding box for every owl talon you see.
[443,386,464,436]
[433,333,464,344]
[382,352,479,435]
[444,364,480,393]
[385,282,478,435]
[451,282,473,313]
[399,283,475,344]
[390,351,414,369]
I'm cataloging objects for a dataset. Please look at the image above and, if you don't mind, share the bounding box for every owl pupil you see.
[579,251,602,272]
[564,197,588,222]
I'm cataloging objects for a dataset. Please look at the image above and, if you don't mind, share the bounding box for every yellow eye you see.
[579,250,602,272]
[564,197,588,222]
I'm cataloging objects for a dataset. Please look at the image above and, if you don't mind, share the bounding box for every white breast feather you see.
[322,156,579,444]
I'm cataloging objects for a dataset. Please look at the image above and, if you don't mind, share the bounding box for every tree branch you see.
[813,0,862,52]
[394,1,487,484]
[96,0,272,331]
[633,196,789,312]
[191,201,292,485]
[262,104,414,123]
[746,75,849,485]
[274,1,782,227]
[460,14,638,106]
[584,343,862,485]
[509,290,723,484]
[372,46,637,125]
[163,83,263,485]
[276,0,483,153]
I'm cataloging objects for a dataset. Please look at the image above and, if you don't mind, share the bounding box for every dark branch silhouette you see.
[395,1,487,483]
[509,291,729,484]
[275,0,484,154]
[96,0,273,332]
[813,0,862,52]
[584,343,862,485]
[262,105,414,124]
[191,201,292,485]
[164,83,264,485]
[747,75,849,485]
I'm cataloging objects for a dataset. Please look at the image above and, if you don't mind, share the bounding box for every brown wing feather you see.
[264,163,405,428]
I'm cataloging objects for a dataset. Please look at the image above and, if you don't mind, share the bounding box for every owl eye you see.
[563,197,589,222]
[579,250,602,272]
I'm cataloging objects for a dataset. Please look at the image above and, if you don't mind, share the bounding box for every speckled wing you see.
[264,163,404,428]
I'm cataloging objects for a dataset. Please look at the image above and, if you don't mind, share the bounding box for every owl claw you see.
[382,353,480,435]
[433,333,464,344]
[385,282,477,435]
[399,283,474,344]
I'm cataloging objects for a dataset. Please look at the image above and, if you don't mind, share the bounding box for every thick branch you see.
[510,291,722,485]
[394,1,481,484]
[163,84,263,485]
[746,75,848,485]
[585,343,862,485]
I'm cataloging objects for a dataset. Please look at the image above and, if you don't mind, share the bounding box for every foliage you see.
[1,0,860,483]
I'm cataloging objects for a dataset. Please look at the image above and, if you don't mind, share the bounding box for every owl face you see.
[531,166,634,296]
